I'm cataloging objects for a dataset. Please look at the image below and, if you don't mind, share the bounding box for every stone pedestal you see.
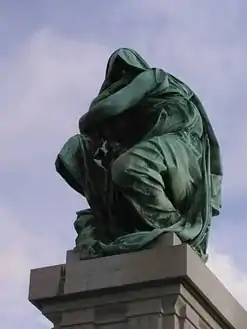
[29,233,247,329]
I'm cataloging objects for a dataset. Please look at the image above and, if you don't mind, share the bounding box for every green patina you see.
[55,48,222,262]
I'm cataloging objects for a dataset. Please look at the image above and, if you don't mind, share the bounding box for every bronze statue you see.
[55,48,222,262]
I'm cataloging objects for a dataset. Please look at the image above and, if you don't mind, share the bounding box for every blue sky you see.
[1,1,247,328]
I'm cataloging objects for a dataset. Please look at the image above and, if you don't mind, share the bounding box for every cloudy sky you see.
[1,1,247,328]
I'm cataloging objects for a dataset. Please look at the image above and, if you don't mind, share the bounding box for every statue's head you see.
[100,48,150,92]
[79,48,152,139]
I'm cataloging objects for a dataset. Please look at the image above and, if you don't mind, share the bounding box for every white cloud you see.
[0,204,64,329]
[208,248,247,310]
[0,29,110,166]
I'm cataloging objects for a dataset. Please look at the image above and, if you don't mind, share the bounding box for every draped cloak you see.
[55,48,222,261]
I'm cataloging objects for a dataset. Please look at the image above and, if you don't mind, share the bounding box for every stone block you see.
[29,233,247,329]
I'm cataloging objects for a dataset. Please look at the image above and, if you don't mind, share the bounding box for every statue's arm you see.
[80,69,169,132]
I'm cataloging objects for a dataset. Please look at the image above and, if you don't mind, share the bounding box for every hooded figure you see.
[55,48,222,262]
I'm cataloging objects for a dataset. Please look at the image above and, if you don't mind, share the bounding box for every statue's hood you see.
[99,48,151,92]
